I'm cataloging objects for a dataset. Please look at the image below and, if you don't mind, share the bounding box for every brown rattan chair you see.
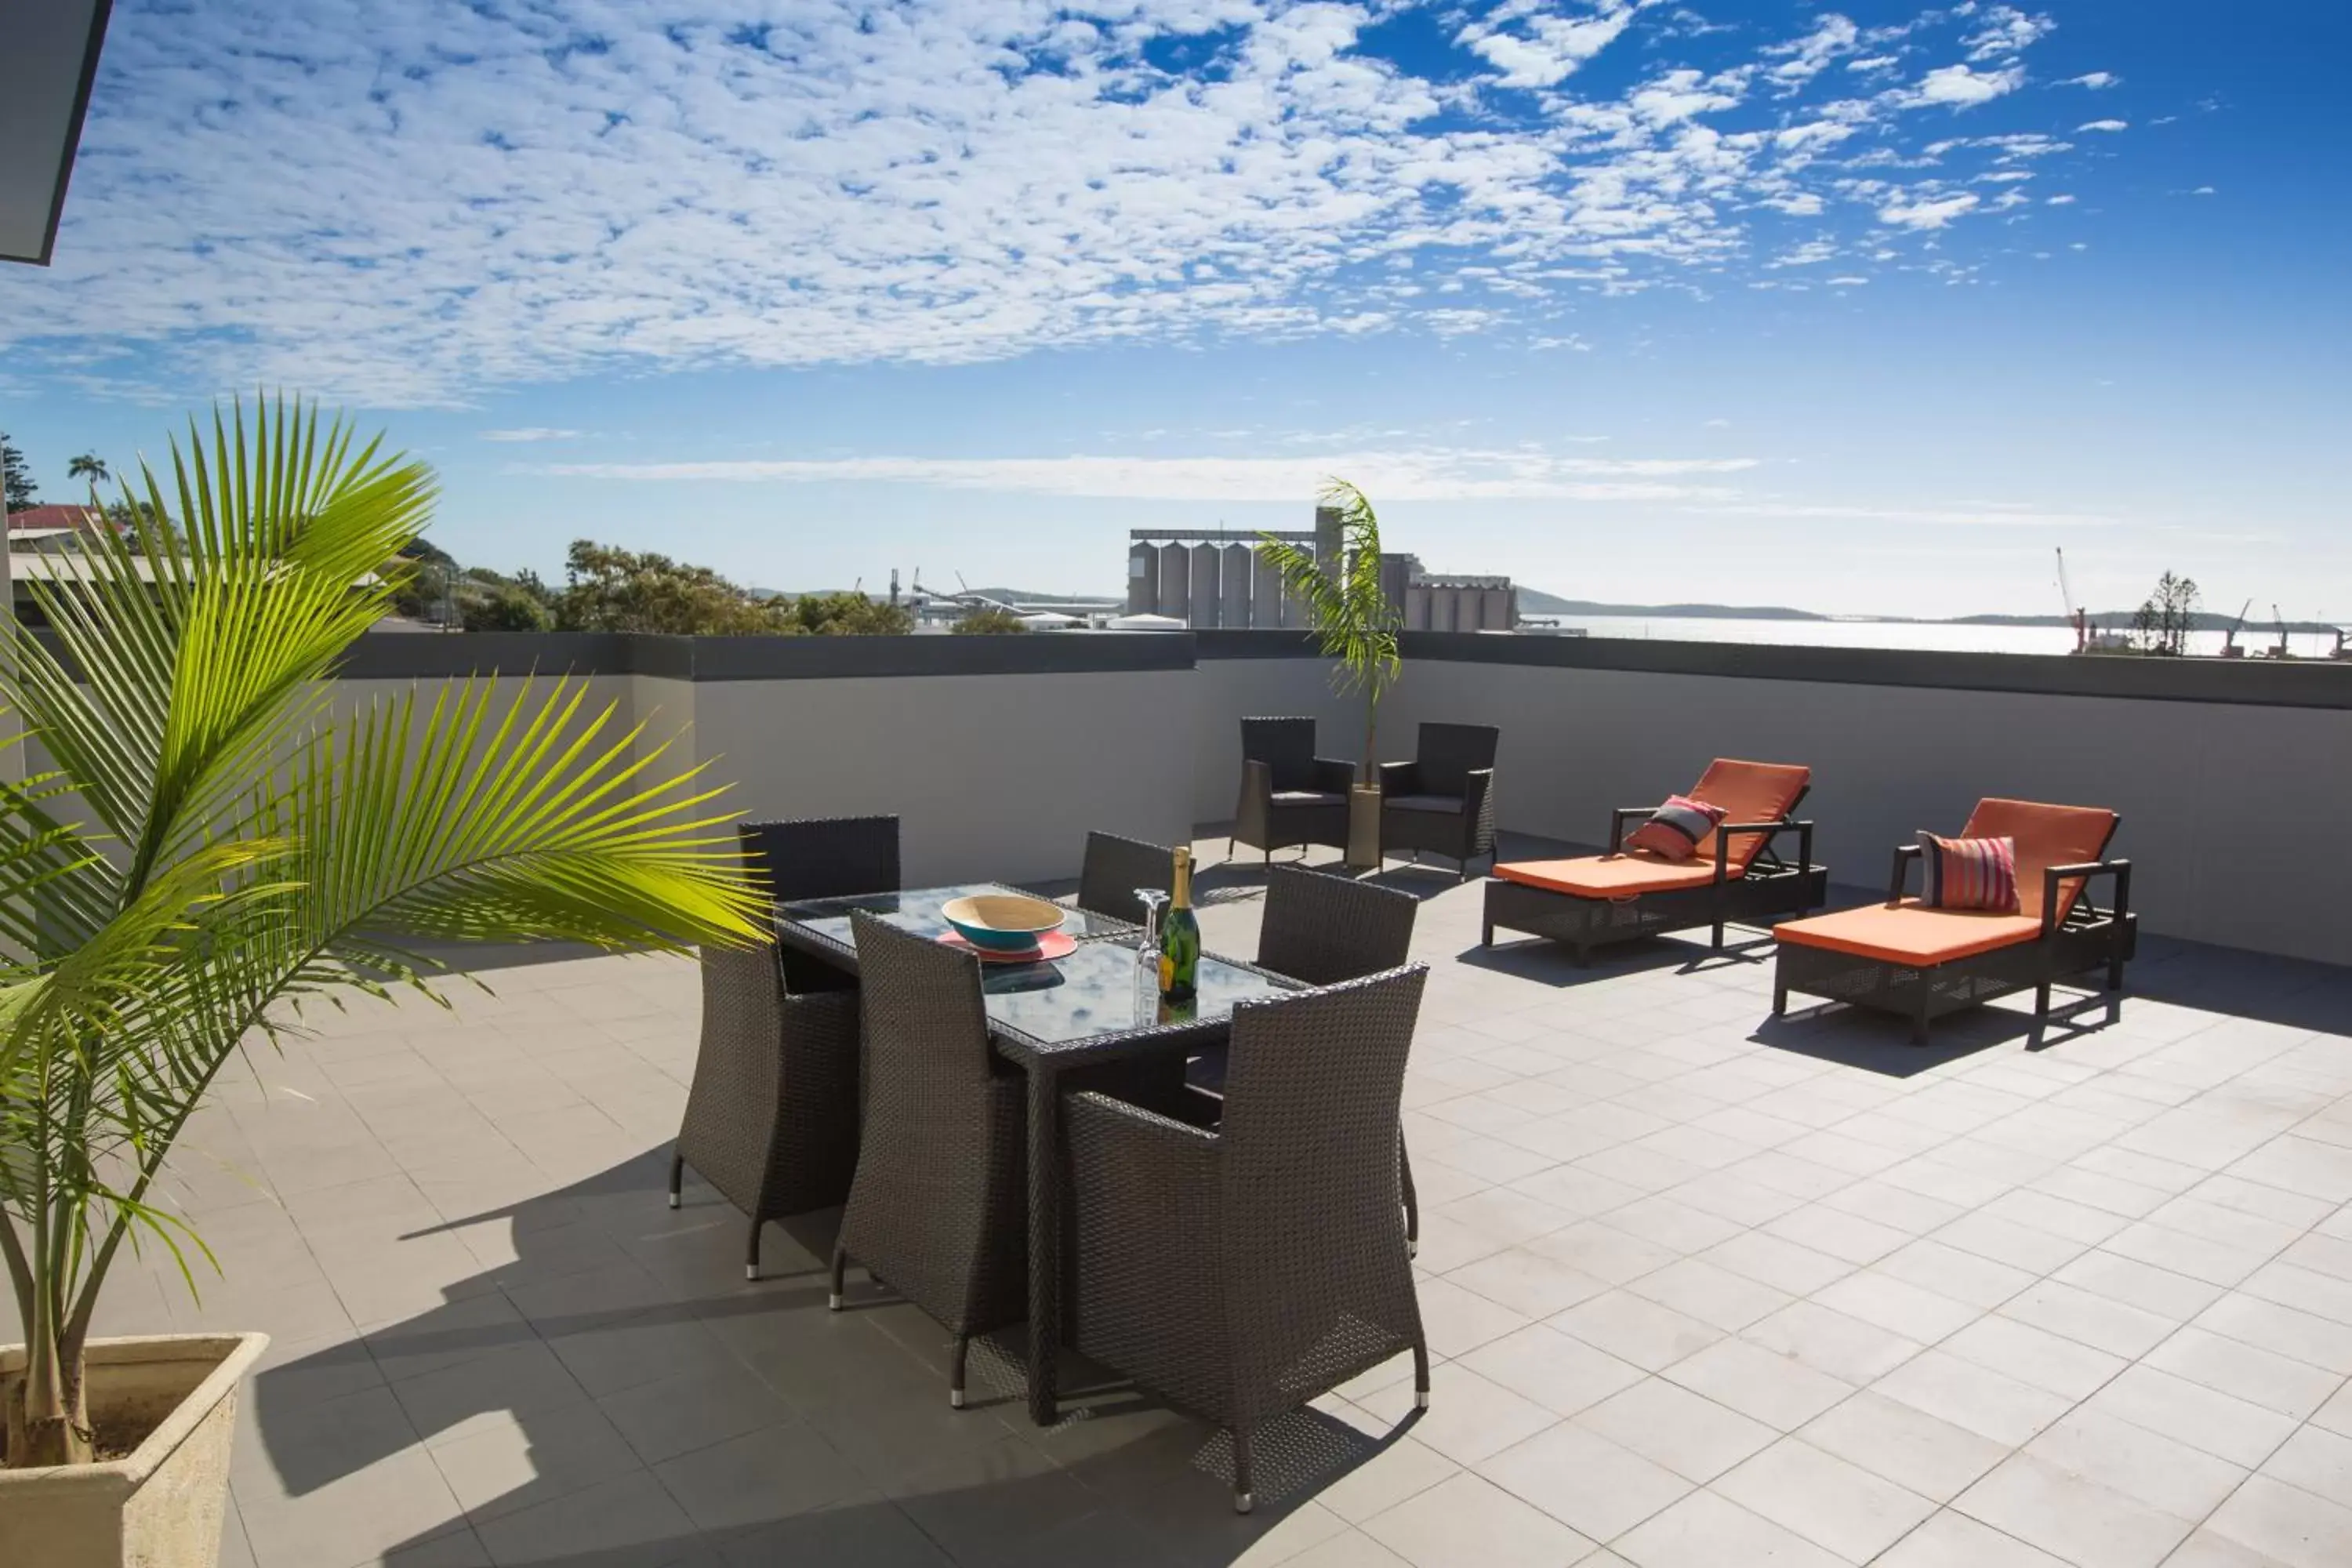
[1076,829,1174,925]
[829,912,1026,1409]
[670,818,898,1278]
[741,814,900,991]
[1230,717,1354,864]
[1065,965,1432,1512]
[1378,722,1500,879]
[1191,866,1425,1253]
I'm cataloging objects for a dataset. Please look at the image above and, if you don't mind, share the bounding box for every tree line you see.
[405,539,1026,635]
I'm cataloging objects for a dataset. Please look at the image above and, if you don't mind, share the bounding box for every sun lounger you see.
[1483,759,1825,964]
[1773,798,2132,1044]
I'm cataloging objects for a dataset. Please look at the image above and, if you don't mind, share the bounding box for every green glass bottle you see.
[1157,847,1200,1005]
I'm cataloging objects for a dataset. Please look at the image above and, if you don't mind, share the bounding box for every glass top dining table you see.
[774,882,1294,1045]
[771,879,1305,1428]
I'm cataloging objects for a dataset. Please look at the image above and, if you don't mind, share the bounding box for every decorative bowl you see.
[940,894,1067,953]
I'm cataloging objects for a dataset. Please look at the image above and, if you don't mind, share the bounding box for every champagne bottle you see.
[1158,847,1200,1005]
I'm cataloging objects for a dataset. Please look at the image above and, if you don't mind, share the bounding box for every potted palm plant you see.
[0,399,765,1567]
[1257,478,1402,872]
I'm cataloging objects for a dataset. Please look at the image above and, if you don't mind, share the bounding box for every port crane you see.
[2270,604,2292,659]
[2220,599,2252,659]
[2055,549,2086,652]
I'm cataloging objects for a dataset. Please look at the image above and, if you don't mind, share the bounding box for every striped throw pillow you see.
[1919,832,2020,912]
[1624,794,1728,862]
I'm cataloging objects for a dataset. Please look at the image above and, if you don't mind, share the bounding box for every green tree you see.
[2,432,36,514]
[66,453,108,488]
[1256,478,1401,776]
[554,540,797,635]
[2135,571,2200,656]
[463,583,556,632]
[787,590,915,635]
[0,397,764,1467]
[951,605,1029,634]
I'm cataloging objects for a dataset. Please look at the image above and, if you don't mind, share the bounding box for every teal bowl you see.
[940,894,1065,953]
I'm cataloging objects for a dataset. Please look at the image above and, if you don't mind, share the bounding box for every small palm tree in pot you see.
[1257,478,1402,871]
[0,398,764,1566]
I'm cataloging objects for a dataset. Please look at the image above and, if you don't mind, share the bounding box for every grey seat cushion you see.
[1385,793,1465,814]
[1271,789,1346,806]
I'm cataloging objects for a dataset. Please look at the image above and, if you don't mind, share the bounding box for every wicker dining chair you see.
[1076,830,1175,926]
[830,912,1027,1409]
[740,814,901,992]
[1065,965,1432,1512]
[1192,865,1425,1252]
[670,818,898,1279]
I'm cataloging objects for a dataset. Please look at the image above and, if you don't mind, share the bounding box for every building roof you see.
[7,504,107,532]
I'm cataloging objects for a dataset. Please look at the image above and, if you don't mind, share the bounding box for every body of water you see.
[1537,615,2347,660]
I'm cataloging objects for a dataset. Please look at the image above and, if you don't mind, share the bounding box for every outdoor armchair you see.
[1065,965,1432,1512]
[671,818,892,1277]
[1378,721,1499,879]
[830,913,1027,1409]
[1076,829,1174,926]
[1774,798,2132,1044]
[1191,865,1425,1250]
[1230,717,1354,864]
[1484,759,1824,964]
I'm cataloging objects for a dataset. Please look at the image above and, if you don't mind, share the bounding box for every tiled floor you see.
[53,832,2352,1567]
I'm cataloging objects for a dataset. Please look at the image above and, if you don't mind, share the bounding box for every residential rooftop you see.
[97,830,2352,1568]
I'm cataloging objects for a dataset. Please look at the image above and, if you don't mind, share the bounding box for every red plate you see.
[938,929,1079,964]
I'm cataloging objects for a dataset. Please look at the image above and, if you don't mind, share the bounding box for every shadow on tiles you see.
[250,1148,1421,1566]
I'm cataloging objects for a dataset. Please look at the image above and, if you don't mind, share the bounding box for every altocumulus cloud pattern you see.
[4,1,2111,405]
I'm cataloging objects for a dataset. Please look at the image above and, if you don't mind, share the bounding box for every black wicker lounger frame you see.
[1482,792,1827,964]
[1774,840,2135,1046]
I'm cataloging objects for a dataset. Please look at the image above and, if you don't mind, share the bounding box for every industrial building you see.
[1125,509,1518,632]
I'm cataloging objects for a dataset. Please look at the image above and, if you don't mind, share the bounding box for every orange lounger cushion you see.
[1495,855,1722,899]
[1961,799,2118,922]
[1687,759,1812,874]
[1776,899,2043,966]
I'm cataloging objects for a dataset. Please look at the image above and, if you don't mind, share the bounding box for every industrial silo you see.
[1250,548,1283,630]
[1189,543,1222,628]
[1156,543,1190,621]
[1221,543,1252,628]
[1127,542,1158,616]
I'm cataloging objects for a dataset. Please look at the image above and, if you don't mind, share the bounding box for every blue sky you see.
[2,1,2346,616]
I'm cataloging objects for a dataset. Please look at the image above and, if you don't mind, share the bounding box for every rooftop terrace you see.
[86,829,2352,1568]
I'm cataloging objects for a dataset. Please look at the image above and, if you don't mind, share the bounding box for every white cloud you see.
[1764,13,1860,92]
[479,427,581,443]
[540,448,1762,502]
[1458,1,1639,89]
[2045,194,2076,205]
[2077,119,2129,132]
[1878,192,1978,229]
[2061,71,2119,89]
[1912,64,2024,107]
[0,1,2087,405]
[1962,5,2053,61]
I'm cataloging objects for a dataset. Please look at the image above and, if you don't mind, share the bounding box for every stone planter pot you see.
[0,1333,269,1568]
[1346,783,1383,872]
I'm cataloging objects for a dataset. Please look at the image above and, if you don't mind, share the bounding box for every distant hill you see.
[1519,588,2339,633]
[1516,588,1828,621]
